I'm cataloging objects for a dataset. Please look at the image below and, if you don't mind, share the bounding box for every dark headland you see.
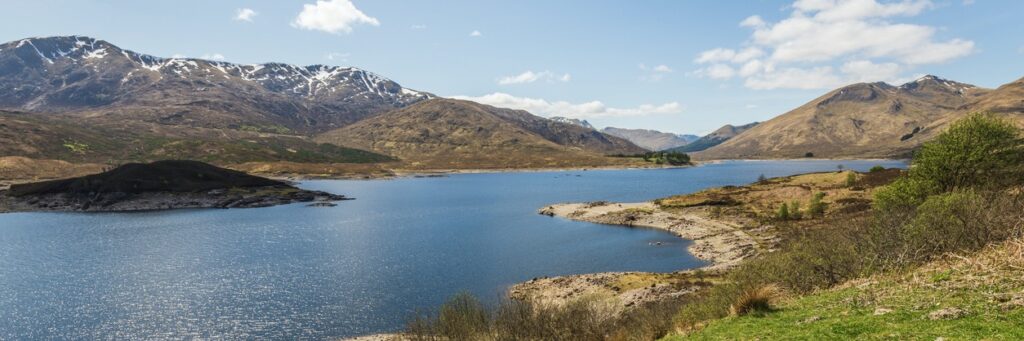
[0,160,347,213]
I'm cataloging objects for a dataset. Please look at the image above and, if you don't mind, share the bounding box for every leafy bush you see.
[869,165,886,173]
[910,113,1023,192]
[845,172,857,187]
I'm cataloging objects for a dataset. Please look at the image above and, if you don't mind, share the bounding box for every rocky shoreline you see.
[0,186,348,213]
[511,201,760,310]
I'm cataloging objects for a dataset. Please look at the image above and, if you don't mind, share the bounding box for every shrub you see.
[845,172,857,187]
[869,165,885,173]
[757,174,768,184]
[807,192,826,217]
[789,201,803,220]
[776,202,790,220]
[730,284,782,316]
[872,176,939,214]
[910,113,1024,192]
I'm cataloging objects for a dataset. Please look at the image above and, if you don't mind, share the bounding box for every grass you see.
[667,239,1024,340]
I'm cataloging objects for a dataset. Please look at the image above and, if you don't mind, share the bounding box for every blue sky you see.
[2,0,1022,135]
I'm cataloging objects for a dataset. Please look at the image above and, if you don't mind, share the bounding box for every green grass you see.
[666,245,1024,340]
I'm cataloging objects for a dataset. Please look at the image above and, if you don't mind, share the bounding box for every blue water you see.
[0,160,905,339]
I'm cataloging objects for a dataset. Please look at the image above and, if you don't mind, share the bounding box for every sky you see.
[1,0,1022,135]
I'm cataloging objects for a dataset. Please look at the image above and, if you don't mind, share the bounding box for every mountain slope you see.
[600,127,696,151]
[316,99,644,169]
[670,122,759,153]
[695,76,989,159]
[549,117,594,129]
[0,36,431,133]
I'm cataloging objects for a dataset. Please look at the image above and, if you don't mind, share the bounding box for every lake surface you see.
[0,160,906,339]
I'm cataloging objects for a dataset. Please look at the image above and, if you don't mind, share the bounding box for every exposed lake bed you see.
[0,160,905,339]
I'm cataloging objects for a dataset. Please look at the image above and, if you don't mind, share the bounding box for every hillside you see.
[316,99,645,169]
[601,127,697,151]
[677,238,1024,340]
[670,122,758,153]
[910,76,1024,143]
[0,109,393,166]
[694,76,989,159]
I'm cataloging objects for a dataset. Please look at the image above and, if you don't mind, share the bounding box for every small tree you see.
[789,201,803,220]
[869,165,885,173]
[837,164,845,172]
[808,192,827,217]
[776,202,790,220]
[757,174,768,184]
[845,172,857,187]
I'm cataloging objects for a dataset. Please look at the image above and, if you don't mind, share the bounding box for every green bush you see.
[776,202,790,220]
[807,192,826,217]
[909,113,1023,192]
[869,165,886,173]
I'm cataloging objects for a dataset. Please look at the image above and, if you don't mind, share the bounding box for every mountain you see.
[0,36,431,133]
[669,122,759,153]
[600,127,696,151]
[909,76,1024,143]
[695,75,989,159]
[316,99,645,169]
[549,116,594,129]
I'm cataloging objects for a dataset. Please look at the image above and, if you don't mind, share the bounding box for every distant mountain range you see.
[2,35,1023,176]
[694,75,1024,159]
[669,122,759,153]
[0,36,643,173]
[600,127,699,151]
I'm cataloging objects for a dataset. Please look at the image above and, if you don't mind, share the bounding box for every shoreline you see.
[537,202,759,269]
[505,201,760,314]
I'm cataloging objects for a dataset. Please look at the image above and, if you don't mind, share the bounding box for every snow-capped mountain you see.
[548,116,594,129]
[0,36,432,132]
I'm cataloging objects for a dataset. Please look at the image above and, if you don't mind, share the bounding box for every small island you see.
[0,160,348,213]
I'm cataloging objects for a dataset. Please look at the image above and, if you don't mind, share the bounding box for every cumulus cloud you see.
[639,63,674,81]
[200,53,226,61]
[498,70,571,85]
[694,0,975,90]
[326,52,350,62]
[292,0,379,34]
[235,8,258,22]
[450,93,682,119]
[469,30,483,37]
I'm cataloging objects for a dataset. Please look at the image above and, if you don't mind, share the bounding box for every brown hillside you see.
[316,99,644,169]
[695,76,989,159]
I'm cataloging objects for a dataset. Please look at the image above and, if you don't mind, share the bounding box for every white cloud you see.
[639,63,674,81]
[450,93,682,119]
[411,24,428,30]
[744,66,843,90]
[469,30,483,37]
[653,64,673,73]
[745,104,758,109]
[171,53,186,59]
[695,0,974,90]
[200,53,226,61]
[235,8,258,22]
[292,0,380,35]
[704,64,737,80]
[498,70,571,85]
[962,0,976,5]
[326,52,350,62]
[740,15,766,28]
